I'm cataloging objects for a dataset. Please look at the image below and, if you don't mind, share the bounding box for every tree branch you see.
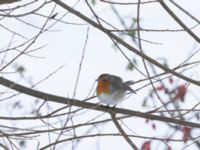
[0,76,200,128]
[0,0,20,5]
[159,0,200,43]
[110,113,138,150]
[53,0,200,87]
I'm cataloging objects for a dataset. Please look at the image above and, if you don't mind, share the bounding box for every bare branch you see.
[53,0,200,86]
[0,0,20,5]
[0,77,200,128]
[110,112,138,150]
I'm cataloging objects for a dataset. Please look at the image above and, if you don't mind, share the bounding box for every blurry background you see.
[0,0,200,149]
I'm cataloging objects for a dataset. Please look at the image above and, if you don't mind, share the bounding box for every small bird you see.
[96,73,136,105]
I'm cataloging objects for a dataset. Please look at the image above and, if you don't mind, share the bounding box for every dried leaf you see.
[166,146,172,150]
[152,123,156,130]
[169,78,173,84]
[182,126,191,143]
[155,85,164,91]
[141,141,151,150]
[172,85,187,102]
[196,113,200,120]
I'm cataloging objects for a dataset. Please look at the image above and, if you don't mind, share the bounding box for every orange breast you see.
[96,80,110,94]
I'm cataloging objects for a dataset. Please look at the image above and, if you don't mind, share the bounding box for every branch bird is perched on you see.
[96,74,136,105]
[0,0,20,5]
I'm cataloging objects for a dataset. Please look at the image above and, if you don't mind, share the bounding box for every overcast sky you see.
[0,0,200,149]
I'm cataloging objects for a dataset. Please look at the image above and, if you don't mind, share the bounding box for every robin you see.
[96,73,136,105]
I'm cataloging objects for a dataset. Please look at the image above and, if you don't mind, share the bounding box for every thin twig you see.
[110,112,138,150]
[53,0,200,86]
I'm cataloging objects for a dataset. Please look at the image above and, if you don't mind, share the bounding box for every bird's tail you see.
[124,80,135,85]
[124,80,136,94]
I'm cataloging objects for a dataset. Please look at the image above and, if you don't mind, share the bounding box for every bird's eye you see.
[102,79,107,82]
